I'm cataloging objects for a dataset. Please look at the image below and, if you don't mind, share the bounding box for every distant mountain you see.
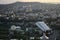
[0,2,60,13]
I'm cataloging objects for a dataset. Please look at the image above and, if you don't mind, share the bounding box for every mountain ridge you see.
[0,2,60,12]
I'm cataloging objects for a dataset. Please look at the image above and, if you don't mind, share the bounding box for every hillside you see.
[0,2,60,12]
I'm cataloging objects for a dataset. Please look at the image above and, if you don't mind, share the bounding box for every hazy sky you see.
[0,0,60,4]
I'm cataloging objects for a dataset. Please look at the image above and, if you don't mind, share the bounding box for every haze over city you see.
[0,0,60,4]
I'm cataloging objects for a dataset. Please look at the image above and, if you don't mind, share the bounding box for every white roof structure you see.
[10,25,21,31]
[36,22,51,32]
